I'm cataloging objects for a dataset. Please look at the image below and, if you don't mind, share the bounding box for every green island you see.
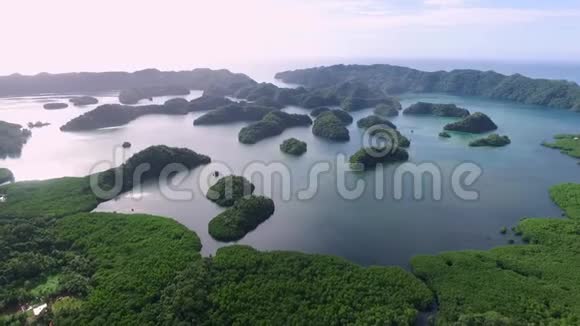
[412,183,580,324]
[68,96,98,106]
[27,121,50,129]
[349,147,409,170]
[439,131,451,138]
[61,96,241,131]
[97,145,210,197]
[469,133,511,147]
[280,138,307,156]
[0,121,31,158]
[312,110,351,141]
[368,127,411,148]
[403,102,470,117]
[208,195,275,241]
[43,102,68,110]
[374,102,400,117]
[542,134,580,160]
[193,103,275,125]
[206,175,255,207]
[238,111,312,144]
[276,64,580,111]
[0,168,14,184]
[444,112,498,133]
[357,115,397,130]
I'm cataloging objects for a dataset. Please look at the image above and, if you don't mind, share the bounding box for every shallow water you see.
[1,91,579,267]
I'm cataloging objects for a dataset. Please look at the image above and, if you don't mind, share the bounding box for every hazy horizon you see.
[2,0,580,75]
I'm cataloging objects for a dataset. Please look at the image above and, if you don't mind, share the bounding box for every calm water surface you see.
[1,90,579,267]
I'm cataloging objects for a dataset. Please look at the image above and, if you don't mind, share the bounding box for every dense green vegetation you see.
[368,127,410,148]
[0,168,14,184]
[206,175,255,207]
[469,134,511,147]
[275,64,580,111]
[329,109,354,124]
[167,245,433,325]
[97,145,210,197]
[69,96,98,106]
[444,112,498,133]
[234,81,400,112]
[43,102,68,110]
[412,183,580,324]
[356,115,397,130]
[403,102,470,117]
[234,82,308,108]
[119,86,190,104]
[60,104,159,131]
[312,111,351,141]
[193,103,275,125]
[0,177,99,220]
[280,138,307,156]
[374,103,400,117]
[188,95,234,112]
[238,111,311,144]
[52,213,202,324]
[208,195,275,241]
[0,121,31,158]
[543,134,580,160]
[0,215,93,322]
[349,147,409,170]
[310,107,330,117]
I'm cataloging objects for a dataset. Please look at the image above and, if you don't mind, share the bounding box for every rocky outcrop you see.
[27,121,50,129]
[356,115,397,130]
[349,147,409,170]
[206,175,255,207]
[469,134,511,147]
[238,111,312,144]
[0,121,31,158]
[43,102,68,110]
[403,102,470,117]
[280,138,307,156]
[312,111,350,141]
[444,112,498,133]
[208,195,275,242]
[69,96,99,106]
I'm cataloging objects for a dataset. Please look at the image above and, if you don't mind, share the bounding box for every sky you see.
[1,0,579,75]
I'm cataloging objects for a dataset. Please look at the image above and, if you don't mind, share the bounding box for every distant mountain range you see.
[2,64,580,112]
[0,68,256,97]
[276,64,580,111]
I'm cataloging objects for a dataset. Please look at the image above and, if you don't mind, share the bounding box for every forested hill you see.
[0,68,256,97]
[275,64,580,111]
